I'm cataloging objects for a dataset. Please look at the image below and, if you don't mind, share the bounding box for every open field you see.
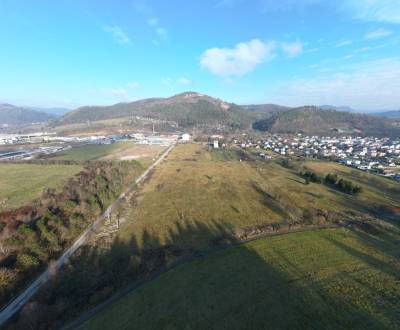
[118,144,400,249]
[83,224,400,329]
[0,163,82,210]
[50,142,164,163]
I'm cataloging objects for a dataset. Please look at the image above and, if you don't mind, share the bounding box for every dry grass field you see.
[118,144,400,250]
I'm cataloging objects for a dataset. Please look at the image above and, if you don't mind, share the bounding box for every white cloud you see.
[282,40,304,57]
[200,39,276,77]
[156,27,168,39]
[343,0,400,24]
[162,77,172,86]
[364,28,393,40]
[103,25,131,44]
[336,40,353,47]
[260,0,322,12]
[214,0,242,8]
[105,87,131,100]
[147,17,158,26]
[127,81,141,89]
[179,77,191,85]
[146,17,168,42]
[267,58,400,110]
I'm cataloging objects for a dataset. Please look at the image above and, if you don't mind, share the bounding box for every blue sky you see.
[0,0,399,110]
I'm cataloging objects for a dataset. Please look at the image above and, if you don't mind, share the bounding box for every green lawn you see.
[51,143,123,161]
[82,225,400,329]
[0,163,82,210]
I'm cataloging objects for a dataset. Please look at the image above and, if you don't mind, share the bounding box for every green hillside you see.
[82,225,400,329]
[56,92,256,129]
[253,106,400,137]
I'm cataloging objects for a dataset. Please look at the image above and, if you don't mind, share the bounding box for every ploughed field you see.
[0,163,83,211]
[83,224,400,329]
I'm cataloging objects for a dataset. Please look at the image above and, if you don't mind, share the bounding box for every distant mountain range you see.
[28,107,71,117]
[0,103,56,125]
[371,110,400,119]
[1,93,399,136]
[253,106,400,138]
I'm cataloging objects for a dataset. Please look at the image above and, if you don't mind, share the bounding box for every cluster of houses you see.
[232,134,400,181]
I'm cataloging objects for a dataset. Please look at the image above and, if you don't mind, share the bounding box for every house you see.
[181,133,190,141]
[213,140,219,149]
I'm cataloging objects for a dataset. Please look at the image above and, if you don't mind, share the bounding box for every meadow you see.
[82,223,400,329]
[118,144,400,249]
[0,163,82,210]
[51,142,164,163]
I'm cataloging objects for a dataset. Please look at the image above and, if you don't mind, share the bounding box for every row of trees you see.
[300,170,362,195]
[0,161,144,308]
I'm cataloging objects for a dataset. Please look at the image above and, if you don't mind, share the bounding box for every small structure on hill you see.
[180,133,191,141]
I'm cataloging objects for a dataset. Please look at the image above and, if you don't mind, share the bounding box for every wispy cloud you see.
[336,40,353,47]
[364,28,393,40]
[147,17,168,42]
[103,25,131,45]
[282,40,304,57]
[268,58,400,110]
[343,0,400,24]
[260,0,322,12]
[179,77,191,85]
[200,39,276,77]
[214,0,243,8]
[161,77,173,86]
[127,81,141,89]
[132,1,152,15]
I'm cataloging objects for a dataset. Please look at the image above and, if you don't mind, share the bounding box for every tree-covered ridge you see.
[253,106,400,137]
[56,92,257,129]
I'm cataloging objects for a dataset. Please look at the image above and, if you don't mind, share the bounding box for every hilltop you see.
[253,106,400,137]
[0,103,55,125]
[56,92,256,129]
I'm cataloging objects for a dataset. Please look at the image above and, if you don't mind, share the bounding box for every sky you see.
[0,0,399,111]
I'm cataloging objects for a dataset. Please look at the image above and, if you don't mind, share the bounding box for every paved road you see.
[0,142,176,327]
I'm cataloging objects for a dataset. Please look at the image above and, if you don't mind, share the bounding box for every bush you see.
[325,173,338,185]
[16,253,39,271]
[301,171,322,183]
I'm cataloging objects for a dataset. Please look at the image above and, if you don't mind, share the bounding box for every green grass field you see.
[82,223,400,329]
[51,143,124,161]
[51,142,164,163]
[0,163,82,210]
[118,144,400,249]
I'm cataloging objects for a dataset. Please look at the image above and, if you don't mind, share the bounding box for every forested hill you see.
[253,106,400,137]
[56,92,257,129]
[0,103,55,125]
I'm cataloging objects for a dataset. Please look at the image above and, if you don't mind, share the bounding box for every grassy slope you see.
[82,225,400,329]
[118,144,400,249]
[0,163,82,210]
[119,144,288,248]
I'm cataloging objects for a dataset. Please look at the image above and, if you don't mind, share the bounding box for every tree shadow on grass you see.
[9,220,397,330]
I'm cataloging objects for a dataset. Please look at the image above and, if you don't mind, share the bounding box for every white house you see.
[181,133,190,141]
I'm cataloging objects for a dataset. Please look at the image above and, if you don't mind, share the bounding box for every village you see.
[227,134,400,181]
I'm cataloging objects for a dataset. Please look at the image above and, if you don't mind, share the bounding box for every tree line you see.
[300,170,362,195]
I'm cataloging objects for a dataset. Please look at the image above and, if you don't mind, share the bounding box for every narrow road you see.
[0,142,176,327]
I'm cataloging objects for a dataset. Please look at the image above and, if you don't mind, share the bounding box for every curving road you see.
[0,142,176,327]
